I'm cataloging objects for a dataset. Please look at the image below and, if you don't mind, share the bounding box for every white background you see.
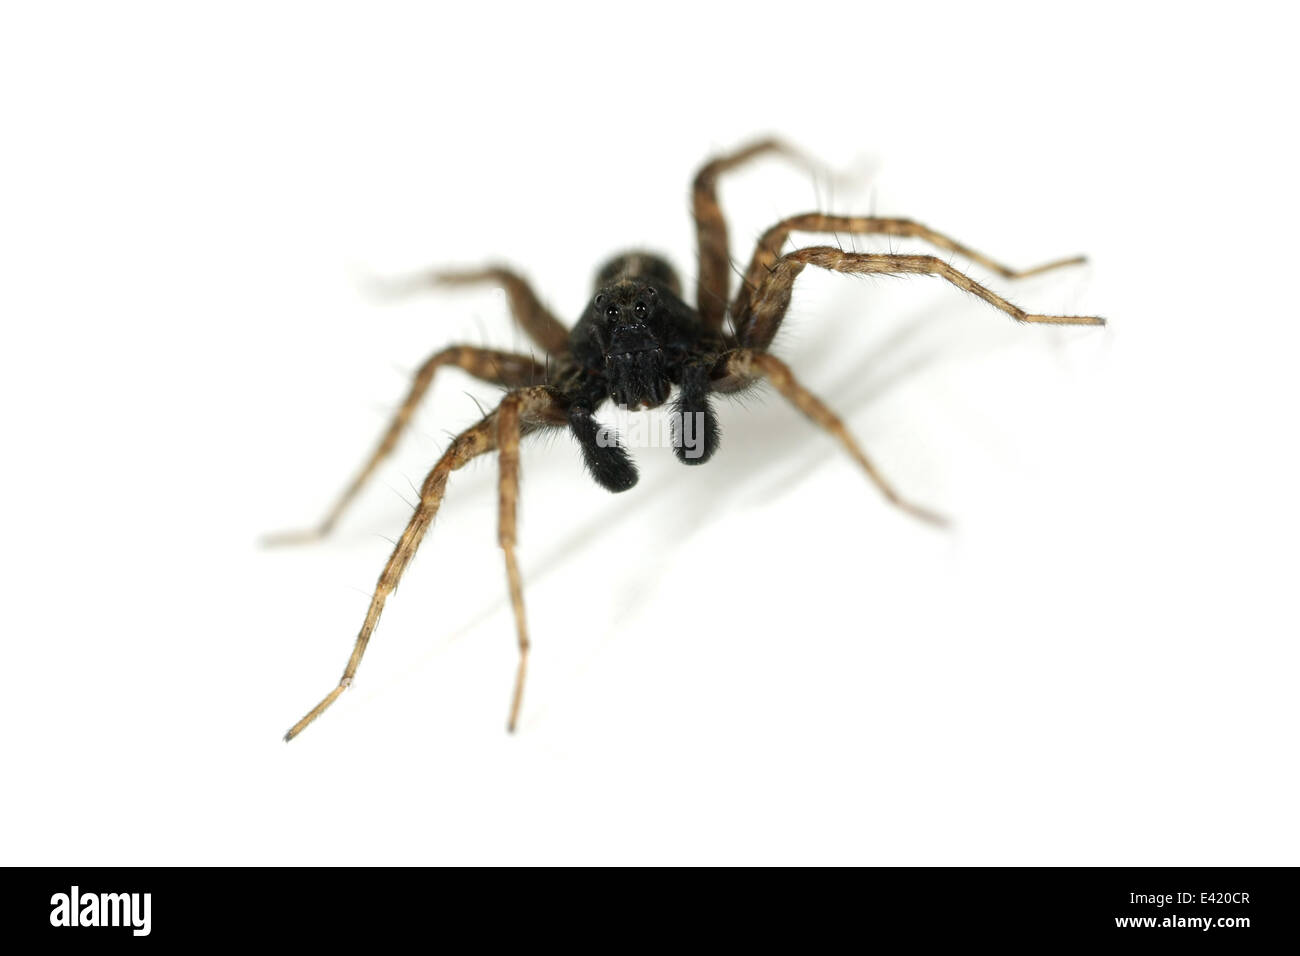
[3,2,1297,865]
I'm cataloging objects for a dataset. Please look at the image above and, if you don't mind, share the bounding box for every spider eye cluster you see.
[593,287,657,322]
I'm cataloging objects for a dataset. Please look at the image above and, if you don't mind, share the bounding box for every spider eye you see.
[606,305,619,319]
[634,302,648,318]
[594,293,606,307]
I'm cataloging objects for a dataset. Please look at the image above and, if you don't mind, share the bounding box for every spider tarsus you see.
[885,492,951,529]
[1024,313,1106,327]
[358,272,430,302]
[1017,254,1088,278]
[912,507,952,530]
[283,680,351,742]
[260,527,328,548]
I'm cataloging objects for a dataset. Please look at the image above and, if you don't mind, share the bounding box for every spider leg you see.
[736,247,1105,352]
[284,386,564,741]
[732,214,1089,320]
[495,388,564,731]
[713,350,947,527]
[375,266,572,357]
[264,346,547,545]
[693,137,817,332]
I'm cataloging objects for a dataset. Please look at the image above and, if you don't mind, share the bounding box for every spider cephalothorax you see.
[582,276,678,411]
[270,138,1105,741]
[563,252,724,490]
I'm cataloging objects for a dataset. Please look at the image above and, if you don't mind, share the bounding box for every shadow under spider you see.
[332,271,1090,735]
[529,289,958,590]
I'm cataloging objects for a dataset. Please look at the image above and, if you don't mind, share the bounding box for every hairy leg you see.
[733,213,1088,320]
[692,138,813,331]
[377,266,572,357]
[737,247,1105,352]
[264,346,546,545]
[283,387,564,741]
[713,350,946,526]
[283,411,498,741]
[495,387,565,731]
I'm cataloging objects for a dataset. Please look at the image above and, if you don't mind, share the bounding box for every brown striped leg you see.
[732,214,1088,320]
[264,346,547,546]
[714,350,947,527]
[737,247,1106,352]
[375,266,572,357]
[283,387,564,741]
[693,138,816,332]
[494,388,561,732]
[283,412,498,741]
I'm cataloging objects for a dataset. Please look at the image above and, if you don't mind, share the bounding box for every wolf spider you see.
[270,138,1104,741]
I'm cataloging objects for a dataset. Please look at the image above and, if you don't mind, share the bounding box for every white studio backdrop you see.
[1,2,1296,865]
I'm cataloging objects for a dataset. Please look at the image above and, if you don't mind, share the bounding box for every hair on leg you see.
[737,247,1105,352]
[264,346,547,546]
[692,138,817,332]
[732,213,1088,320]
[715,349,947,527]
[283,387,564,741]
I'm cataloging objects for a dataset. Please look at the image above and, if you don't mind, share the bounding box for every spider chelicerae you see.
[270,138,1105,741]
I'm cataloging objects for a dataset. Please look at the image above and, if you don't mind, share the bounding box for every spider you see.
[270,138,1104,741]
